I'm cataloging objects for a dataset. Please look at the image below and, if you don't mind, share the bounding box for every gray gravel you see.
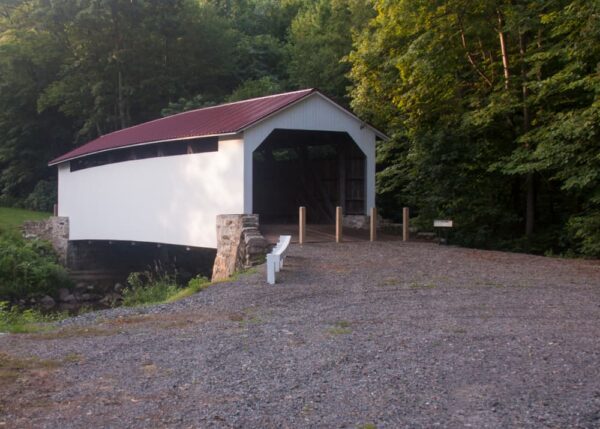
[1,241,600,428]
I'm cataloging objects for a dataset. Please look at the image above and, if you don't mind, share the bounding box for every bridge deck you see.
[259,223,402,245]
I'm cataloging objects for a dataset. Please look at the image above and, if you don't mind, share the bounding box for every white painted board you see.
[434,220,453,228]
[58,136,244,249]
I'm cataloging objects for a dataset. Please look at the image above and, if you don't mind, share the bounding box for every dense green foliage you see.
[349,0,600,256]
[0,230,71,301]
[0,0,597,256]
[0,208,64,302]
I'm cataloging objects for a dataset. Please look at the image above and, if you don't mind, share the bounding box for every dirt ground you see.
[1,241,599,428]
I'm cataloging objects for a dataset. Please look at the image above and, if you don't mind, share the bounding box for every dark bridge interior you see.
[253,129,366,224]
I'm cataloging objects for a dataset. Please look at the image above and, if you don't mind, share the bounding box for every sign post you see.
[433,219,453,244]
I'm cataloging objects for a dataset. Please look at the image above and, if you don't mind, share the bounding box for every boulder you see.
[100,293,121,306]
[40,295,56,308]
[62,294,76,303]
[58,288,71,301]
[78,293,93,302]
[74,282,88,293]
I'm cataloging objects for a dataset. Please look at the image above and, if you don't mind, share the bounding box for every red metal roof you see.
[49,88,316,165]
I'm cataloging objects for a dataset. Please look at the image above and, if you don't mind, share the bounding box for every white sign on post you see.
[433,220,453,228]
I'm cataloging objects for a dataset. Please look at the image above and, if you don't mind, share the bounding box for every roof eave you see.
[48,132,239,166]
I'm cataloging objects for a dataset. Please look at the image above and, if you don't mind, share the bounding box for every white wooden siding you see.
[58,136,244,248]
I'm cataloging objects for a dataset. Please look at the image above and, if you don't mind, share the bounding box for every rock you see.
[40,295,55,308]
[64,294,76,303]
[342,215,370,230]
[75,282,87,292]
[100,293,121,306]
[58,288,71,301]
[79,293,102,302]
[213,214,267,281]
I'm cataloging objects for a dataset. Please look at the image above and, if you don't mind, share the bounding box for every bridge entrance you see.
[252,129,366,225]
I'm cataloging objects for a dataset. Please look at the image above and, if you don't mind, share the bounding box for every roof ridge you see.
[197,88,315,111]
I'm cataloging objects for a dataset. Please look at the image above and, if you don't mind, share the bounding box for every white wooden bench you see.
[266,235,292,284]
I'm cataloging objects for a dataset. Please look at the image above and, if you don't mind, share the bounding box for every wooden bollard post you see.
[403,207,410,242]
[370,207,377,242]
[336,206,343,243]
[299,206,306,245]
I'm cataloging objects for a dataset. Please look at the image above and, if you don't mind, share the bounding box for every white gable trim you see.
[240,91,387,140]
[242,93,378,215]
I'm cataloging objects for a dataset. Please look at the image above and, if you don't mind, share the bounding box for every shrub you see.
[0,231,71,301]
[568,211,600,257]
[122,270,179,307]
[0,301,67,333]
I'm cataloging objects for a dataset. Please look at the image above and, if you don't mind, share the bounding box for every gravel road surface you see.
[1,241,599,428]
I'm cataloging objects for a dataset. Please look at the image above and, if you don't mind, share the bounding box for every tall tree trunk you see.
[519,31,535,236]
[497,10,510,90]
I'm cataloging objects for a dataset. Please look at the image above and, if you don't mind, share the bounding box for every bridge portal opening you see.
[253,129,366,224]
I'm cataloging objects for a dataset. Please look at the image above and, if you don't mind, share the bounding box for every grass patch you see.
[232,307,263,327]
[0,352,61,384]
[62,352,83,363]
[327,320,352,335]
[378,278,399,287]
[444,325,468,334]
[358,424,377,429]
[29,326,118,340]
[165,275,211,303]
[409,282,437,289]
[472,280,505,288]
[0,207,50,230]
[0,302,67,334]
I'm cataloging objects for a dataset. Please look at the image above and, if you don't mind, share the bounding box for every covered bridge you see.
[50,89,385,251]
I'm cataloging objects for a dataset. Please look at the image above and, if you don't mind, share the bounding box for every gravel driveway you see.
[1,241,599,428]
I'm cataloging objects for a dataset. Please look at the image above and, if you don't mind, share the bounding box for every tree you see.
[0,0,239,205]
[287,0,375,103]
[349,0,600,255]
